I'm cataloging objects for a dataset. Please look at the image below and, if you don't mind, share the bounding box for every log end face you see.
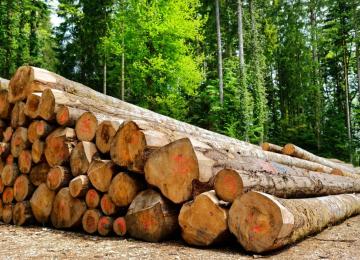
[75,112,98,141]
[214,169,243,203]
[96,121,117,154]
[261,142,270,151]
[56,106,70,126]
[282,144,295,155]
[144,138,200,204]
[113,217,127,236]
[8,66,32,103]
[229,191,294,253]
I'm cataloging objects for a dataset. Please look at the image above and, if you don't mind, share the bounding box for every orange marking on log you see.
[251,225,262,233]
[81,117,92,134]
[223,175,237,195]
[172,154,191,175]
[36,122,44,134]
[140,214,155,231]
[115,218,126,235]
[58,111,68,124]
[88,190,96,200]
[14,136,22,146]
[86,215,96,229]
[129,132,140,145]
[99,217,111,229]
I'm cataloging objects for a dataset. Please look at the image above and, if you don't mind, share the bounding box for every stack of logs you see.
[0,67,360,254]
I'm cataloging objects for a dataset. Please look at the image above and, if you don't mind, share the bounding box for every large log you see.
[11,102,28,128]
[87,159,117,192]
[228,191,360,253]
[13,201,33,226]
[28,120,53,143]
[1,163,19,186]
[30,183,56,224]
[37,88,57,120]
[283,143,358,176]
[108,172,145,207]
[75,112,98,142]
[70,141,98,176]
[178,191,229,246]
[14,175,34,202]
[51,187,87,229]
[125,189,179,242]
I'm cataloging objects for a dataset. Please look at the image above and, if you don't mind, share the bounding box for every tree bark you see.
[229,191,360,253]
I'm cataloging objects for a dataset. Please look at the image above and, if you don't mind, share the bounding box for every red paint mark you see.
[223,175,237,195]
[171,154,191,175]
[116,218,126,235]
[140,214,155,232]
[80,116,92,134]
[36,122,44,134]
[88,190,96,200]
[58,110,68,124]
[14,136,21,146]
[252,225,262,233]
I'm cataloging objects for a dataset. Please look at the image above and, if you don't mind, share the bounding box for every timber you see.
[11,127,30,158]
[3,126,13,142]
[100,194,118,216]
[1,163,19,186]
[229,191,360,253]
[70,141,98,176]
[2,204,13,224]
[85,189,101,209]
[261,142,283,153]
[0,142,10,158]
[29,163,50,186]
[96,121,120,154]
[3,187,14,203]
[11,102,28,128]
[113,217,127,236]
[46,166,71,191]
[75,112,98,142]
[82,209,102,234]
[0,89,11,119]
[31,139,45,163]
[69,175,90,198]
[13,201,33,226]
[87,159,116,192]
[24,93,40,119]
[37,88,57,120]
[30,183,56,224]
[125,189,179,242]
[14,175,34,202]
[97,216,114,236]
[18,150,32,174]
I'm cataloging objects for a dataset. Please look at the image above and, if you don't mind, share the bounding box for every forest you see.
[0,0,359,164]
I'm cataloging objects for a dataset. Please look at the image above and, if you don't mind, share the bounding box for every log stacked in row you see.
[0,68,360,254]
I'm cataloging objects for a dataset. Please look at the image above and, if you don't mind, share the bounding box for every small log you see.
[108,172,145,207]
[179,191,229,246]
[3,127,13,143]
[37,88,57,120]
[0,142,10,158]
[29,163,50,186]
[96,121,120,154]
[75,112,98,141]
[24,93,40,118]
[1,163,19,186]
[0,89,11,119]
[18,150,32,174]
[110,121,169,172]
[51,187,87,229]
[46,166,71,191]
[14,175,34,202]
[13,201,33,226]
[98,216,114,236]
[87,159,116,192]
[70,141,98,176]
[56,105,86,127]
[69,175,90,198]
[28,121,39,143]
[125,189,179,242]
[44,127,76,167]
[11,127,30,157]
[30,183,56,224]
[261,142,283,153]
[100,194,118,216]
[85,189,101,209]
[2,203,13,224]
[28,120,53,143]
[3,187,14,203]
[0,177,4,193]
[31,139,45,163]
[113,216,127,236]
[229,191,360,253]
[11,101,28,128]
[82,209,102,234]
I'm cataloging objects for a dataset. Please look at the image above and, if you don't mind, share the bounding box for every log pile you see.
[0,68,360,254]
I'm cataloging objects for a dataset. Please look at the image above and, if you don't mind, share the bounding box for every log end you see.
[113,217,127,236]
[214,169,243,203]
[75,112,98,142]
[8,66,32,103]
[282,144,295,155]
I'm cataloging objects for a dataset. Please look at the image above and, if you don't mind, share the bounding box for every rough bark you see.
[70,141,98,176]
[125,189,179,242]
[179,190,229,246]
[46,166,71,191]
[87,159,117,192]
[229,191,360,253]
[30,183,56,224]
[215,0,224,104]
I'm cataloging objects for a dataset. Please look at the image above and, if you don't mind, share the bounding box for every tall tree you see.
[215,0,224,104]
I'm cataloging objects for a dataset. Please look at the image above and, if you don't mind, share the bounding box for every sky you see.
[49,0,62,27]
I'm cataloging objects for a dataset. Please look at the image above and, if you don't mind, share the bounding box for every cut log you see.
[0,89,11,119]
[56,105,86,127]
[24,93,40,119]
[261,142,283,153]
[125,189,179,242]
[100,194,118,216]
[283,143,358,176]
[75,112,98,142]
[178,190,229,246]
[85,189,101,209]
[0,177,4,193]
[3,187,14,203]
[0,77,9,89]
[69,175,90,198]
[51,187,86,229]
[6,154,14,165]
[13,201,33,226]
[110,121,170,173]
[29,162,50,186]
[70,141,98,176]
[30,183,56,224]
[108,172,145,207]
[113,216,127,236]
[11,101,28,128]
[28,120,53,143]
[0,200,2,220]
[87,159,116,192]
[229,191,360,253]
[46,166,71,191]
[1,163,19,186]
[31,139,45,163]
[44,127,76,167]
[82,209,102,234]
[29,122,41,144]
[11,127,30,158]
[98,216,114,236]
[3,127,13,143]
[14,175,34,202]
[0,142,10,158]
[37,88,57,120]
[96,121,120,154]
[18,150,32,174]
[2,203,13,224]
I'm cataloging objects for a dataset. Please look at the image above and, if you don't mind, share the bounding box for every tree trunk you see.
[229,191,360,253]
[82,209,102,234]
[96,121,121,154]
[46,166,71,191]
[30,183,56,224]
[125,189,179,242]
[261,142,282,153]
[70,141,98,176]
[179,190,229,246]
[11,127,30,158]
[51,187,86,229]
[69,175,90,198]
[215,0,224,104]
[237,0,245,70]
[14,175,34,202]
[88,159,116,192]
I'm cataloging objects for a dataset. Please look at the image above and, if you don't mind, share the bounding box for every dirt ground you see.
[0,215,359,259]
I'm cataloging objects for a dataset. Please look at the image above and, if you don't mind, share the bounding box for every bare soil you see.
[0,215,359,259]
